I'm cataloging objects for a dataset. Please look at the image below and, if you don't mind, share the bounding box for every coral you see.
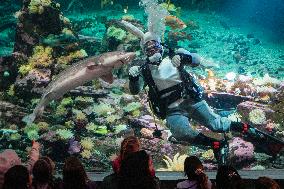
[249,109,266,125]
[56,129,74,140]
[55,105,68,117]
[64,120,75,129]
[62,28,74,36]
[27,130,40,140]
[122,14,135,21]
[253,74,281,87]
[107,26,126,41]
[106,114,121,124]
[57,49,87,65]
[250,165,265,170]
[157,153,188,171]
[123,102,141,113]
[60,97,73,106]
[227,112,242,122]
[75,111,87,121]
[229,137,254,164]
[28,0,52,14]
[24,123,40,134]
[74,96,94,106]
[7,84,15,96]
[81,149,92,159]
[114,124,127,134]
[37,122,49,131]
[9,133,21,141]
[28,46,54,68]
[86,123,108,135]
[140,128,154,139]
[18,64,34,75]
[93,103,115,116]
[80,137,94,150]
[201,149,215,161]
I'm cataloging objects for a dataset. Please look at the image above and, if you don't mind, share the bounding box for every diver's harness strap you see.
[140,56,204,119]
[141,63,182,119]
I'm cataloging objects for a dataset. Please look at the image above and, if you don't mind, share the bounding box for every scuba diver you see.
[118,15,284,165]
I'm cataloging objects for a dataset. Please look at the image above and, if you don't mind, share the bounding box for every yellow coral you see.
[28,46,53,68]
[249,109,266,125]
[57,49,87,65]
[81,149,92,159]
[75,111,87,121]
[7,84,15,96]
[201,149,215,161]
[28,0,52,14]
[37,122,49,131]
[80,137,94,150]
[157,153,188,171]
[19,64,34,75]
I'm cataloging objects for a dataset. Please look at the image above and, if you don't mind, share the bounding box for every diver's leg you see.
[188,100,231,132]
[166,111,228,164]
[187,100,284,155]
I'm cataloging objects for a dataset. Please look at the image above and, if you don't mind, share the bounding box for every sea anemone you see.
[56,129,74,140]
[249,109,266,125]
[157,153,188,171]
[80,137,94,150]
[80,149,92,159]
[93,103,115,116]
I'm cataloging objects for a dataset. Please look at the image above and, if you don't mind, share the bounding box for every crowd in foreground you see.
[0,136,281,189]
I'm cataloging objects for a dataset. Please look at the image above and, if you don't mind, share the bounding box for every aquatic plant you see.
[249,109,266,125]
[157,153,188,171]
[107,26,126,41]
[80,149,92,159]
[28,0,52,14]
[93,103,115,116]
[80,137,94,150]
[56,129,74,140]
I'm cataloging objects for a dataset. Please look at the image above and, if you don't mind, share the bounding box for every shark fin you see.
[87,62,97,70]
[101,73,114,84]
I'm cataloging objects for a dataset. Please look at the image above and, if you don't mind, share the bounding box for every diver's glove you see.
[129,66,140,77]
[172,55,181,67]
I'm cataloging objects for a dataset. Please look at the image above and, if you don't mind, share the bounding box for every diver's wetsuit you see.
[129,49,231,144]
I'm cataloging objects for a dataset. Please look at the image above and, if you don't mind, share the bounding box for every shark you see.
[22,51,136,125]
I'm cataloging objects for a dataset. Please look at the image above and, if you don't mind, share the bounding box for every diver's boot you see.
[230,122,284,155]
[192,133,229,166]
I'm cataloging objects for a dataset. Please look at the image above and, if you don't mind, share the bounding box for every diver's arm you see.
[128,66,143,95]
[176,48,201,67]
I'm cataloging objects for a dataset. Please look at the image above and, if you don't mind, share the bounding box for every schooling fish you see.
[22,51,136,125]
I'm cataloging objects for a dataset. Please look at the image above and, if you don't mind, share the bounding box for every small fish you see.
[22,51,136,125]
[165,15,187,30]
